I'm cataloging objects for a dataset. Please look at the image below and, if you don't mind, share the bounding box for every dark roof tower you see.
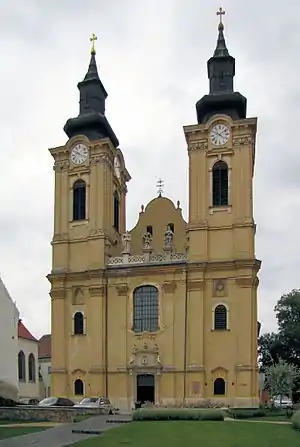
[64,33,119,147]
[196,8,247,124]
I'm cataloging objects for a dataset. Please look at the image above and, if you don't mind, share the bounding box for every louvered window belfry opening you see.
[212,161,228,206]
[114,191,120,232]
[214,305,227,330]
[133,285,159,333]
[73,180,86,220]
[74,312,84,335]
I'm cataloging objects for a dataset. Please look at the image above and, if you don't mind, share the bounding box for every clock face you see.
[70,144,89,165]
[210,124,230,146]
[114,156,121,179]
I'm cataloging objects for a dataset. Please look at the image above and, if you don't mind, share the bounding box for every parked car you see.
[74,397,114,414]
[18,398,40,406]
[272,395,293,408]
[38,397,74,407]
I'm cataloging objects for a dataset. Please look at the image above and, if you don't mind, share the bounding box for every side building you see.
[0,276,19,400]
[18,320,39,400]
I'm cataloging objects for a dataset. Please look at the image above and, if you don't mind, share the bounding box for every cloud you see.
[0,0,299,338]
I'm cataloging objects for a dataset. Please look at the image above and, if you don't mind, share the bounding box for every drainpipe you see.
[183,265,188,403]
[105,280,108,398]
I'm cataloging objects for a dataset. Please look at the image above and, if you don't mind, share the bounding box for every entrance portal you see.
[136,374,155,404]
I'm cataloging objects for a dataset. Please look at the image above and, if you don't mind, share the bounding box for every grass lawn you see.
[0,426,49,440]
[72,421,300,447]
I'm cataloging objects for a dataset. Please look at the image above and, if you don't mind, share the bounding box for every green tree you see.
[274,289,300,365]
[265,359,300,404]
[258,332,283,372]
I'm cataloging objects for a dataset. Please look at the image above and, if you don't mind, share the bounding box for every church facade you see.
[48,16,261,410]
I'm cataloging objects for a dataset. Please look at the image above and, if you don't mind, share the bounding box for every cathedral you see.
[48,11,261,410]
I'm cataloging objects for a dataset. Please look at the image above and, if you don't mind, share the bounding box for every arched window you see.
[74,379,84,396]
[18,351,26,382]
[28,353,36,382]
[214,378,226,396]
[214,305,227,330]
[73,180,86,221]
[212,161,228,206]
[74,312,84,335]
[113,191,120,232]
[133,285,159,333]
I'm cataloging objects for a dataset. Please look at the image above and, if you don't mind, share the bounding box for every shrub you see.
[227,408,266,419]
[132,408,224,421]
[291,410,300,431]
[0,396,17,407]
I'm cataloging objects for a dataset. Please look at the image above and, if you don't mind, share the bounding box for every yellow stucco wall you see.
[49,114,261,410]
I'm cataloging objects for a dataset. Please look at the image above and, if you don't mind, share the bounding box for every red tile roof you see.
[38,334,51,359]
[18,320,38,342]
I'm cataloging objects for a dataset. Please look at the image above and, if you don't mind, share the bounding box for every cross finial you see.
[156,178,164,197]
[90,33,98,54]
[216,7,225,29]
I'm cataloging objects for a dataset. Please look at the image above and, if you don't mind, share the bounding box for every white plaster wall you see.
[18,338,39,399]
[0,278,19,399]
[39,359,51,398]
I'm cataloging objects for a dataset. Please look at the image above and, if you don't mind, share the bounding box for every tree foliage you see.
[259,289,300,392]
[265,359,300,399]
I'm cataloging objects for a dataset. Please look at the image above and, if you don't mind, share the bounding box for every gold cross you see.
[90,33,97,54]
[216,6,225,24]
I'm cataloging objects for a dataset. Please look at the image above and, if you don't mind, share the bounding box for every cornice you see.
[89,285,105,297]
[115,283,129,296]
[162,281,177,293]
[187,280,205,291]
[235,276,259,288]
[50,289,66,300]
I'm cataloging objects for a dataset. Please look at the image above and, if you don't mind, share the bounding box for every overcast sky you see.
[0,0,299,339]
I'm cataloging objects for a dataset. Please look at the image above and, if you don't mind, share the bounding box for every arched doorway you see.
[136,374,155,404]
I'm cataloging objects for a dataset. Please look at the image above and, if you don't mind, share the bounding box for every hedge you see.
[227,408,266,419]
[292,410,300,431]
[132,408,224,421]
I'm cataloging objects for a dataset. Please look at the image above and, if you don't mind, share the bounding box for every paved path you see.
[0,414,132,447]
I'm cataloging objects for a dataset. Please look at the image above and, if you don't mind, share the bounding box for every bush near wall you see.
[133,408,224,421]
[292,410,300,431]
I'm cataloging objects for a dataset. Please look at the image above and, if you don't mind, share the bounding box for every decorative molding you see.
[50,289,66,300]
[52,233,69,243]
[89,286,105,297]
[235,364,256,372]
[232,136,252,146]
[187,280,205,291]
[108,252,187,267]
[88,366,105,373]
[187,364,205,372]
[53,160,69,172]
[188,140,208,153]
[212,279,227,297]
[115,283,128,296]
[235,277,259,288]
[90,154,113,168]
[89,229,105,237]
[72,287,85,305]
[162,281,177,293]
[51,368,67,374]
[71,368,86,375]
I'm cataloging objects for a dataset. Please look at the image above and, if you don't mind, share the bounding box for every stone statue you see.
[129,355,134,366]
[156,354,161,366]
[142,231,153,250]
[122,231,131,254]
[164,225,174,250]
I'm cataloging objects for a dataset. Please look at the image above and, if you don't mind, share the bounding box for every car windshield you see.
[39,397,57,405]
[80,398,98,404]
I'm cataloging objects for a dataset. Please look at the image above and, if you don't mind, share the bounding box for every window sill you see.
[70,219,88,227]
[72,333,86,336]
[211,329,230,332]
[209,205,232,215]
[132,328,161,336]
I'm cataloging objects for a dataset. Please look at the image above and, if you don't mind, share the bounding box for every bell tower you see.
[184,9,261,407]
[48,35,130,397]
[49,35,130,274]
